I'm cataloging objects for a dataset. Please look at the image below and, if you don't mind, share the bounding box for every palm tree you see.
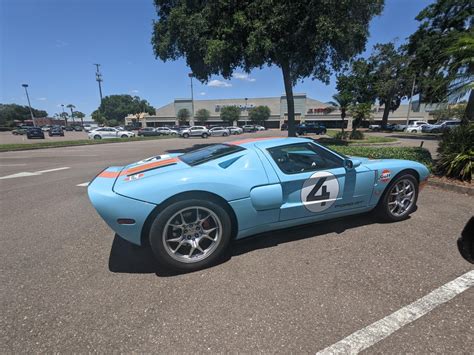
[66,104,76,124]
[328,92,353,136]
[442,30,473,123]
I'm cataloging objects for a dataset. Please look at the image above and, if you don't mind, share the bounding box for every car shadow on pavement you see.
[108,212,387,277]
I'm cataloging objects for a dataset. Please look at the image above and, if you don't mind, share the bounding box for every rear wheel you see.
[183,133,189,138]
[94,135,101,140]
[149,199,232,272]
[121,134,128,138]
[378,173,418,222]
[223,132,228,136]
[202,133,208,138]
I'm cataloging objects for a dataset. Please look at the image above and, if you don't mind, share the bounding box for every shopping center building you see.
[124,94,434,128]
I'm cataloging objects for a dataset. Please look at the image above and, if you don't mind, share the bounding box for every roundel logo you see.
[301,171,339,212]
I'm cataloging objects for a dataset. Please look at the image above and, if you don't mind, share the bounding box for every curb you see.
[427,179,474,196]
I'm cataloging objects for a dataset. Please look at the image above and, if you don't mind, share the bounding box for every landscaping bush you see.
[349,130,364,140]
[327,145,433,169]
[436,124,473,182]
[333,131,348,140]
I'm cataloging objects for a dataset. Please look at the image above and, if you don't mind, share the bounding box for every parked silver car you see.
[155,127,178,135]
[209,127,230,136]
[228,126,243,135]
[179,126,210,138]
[422,120,461,133]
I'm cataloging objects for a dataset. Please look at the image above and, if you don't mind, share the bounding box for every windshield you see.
[179,144,245,166]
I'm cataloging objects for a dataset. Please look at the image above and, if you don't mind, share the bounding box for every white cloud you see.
[130,89,140,94]
[36,97,47,101]
[232,72,256,82]
[55,40,69,48]
[208,79,232,88]
[199,91,206,96]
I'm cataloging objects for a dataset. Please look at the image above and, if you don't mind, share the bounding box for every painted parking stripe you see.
[76,182,89,187]
[316,270,474,354]
[0,167,70,180]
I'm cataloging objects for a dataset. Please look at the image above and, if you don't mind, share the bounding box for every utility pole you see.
[22,84,35,126]
[188,73,194,125]
[245,97,248,125]
[405,76,416,128]
[94,64,103,104]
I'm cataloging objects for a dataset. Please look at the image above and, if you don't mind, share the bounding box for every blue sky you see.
[0,0,434,117]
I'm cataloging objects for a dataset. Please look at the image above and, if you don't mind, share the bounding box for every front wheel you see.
[182,133,189,138]
[94,135,102,140]
[378,173,418,222]
[121,134,128,138]
[149,199,232,272]
[201,133,208,138]
[223,132,228,136]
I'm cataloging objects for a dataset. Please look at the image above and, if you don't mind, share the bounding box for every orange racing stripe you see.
[97,171,120,179]
[119,157,179,176]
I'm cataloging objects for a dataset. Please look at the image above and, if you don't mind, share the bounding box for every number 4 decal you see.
[301,171,339,212]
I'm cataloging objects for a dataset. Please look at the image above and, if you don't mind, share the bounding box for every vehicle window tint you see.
[179,144,245,166]
[267,143,343,174]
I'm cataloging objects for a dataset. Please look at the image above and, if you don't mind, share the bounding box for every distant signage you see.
[215,104,255,112]
[307,107,330,114]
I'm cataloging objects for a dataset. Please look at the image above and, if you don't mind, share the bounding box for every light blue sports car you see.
[88,137,429,271]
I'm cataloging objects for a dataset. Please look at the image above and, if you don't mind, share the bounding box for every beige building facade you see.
[125,94,435,128]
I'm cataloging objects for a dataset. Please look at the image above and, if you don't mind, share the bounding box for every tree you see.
[177,108,190,125]
[336,59,376,105]
[369,43,413,127]
[220,106,240,125]
[91,95,155,123]
[92,111,107,125]
[0,104,48,127]
[248,105,270,126]
[349,103,372,131]
[407,0,472,110]
[195,108,210,124]
[328,92,353,136]
[442,30,474,123]
[66,104,76,124]
[73,111,85,126]
[151,0,383,137]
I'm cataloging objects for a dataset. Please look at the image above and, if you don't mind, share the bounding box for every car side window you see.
[268,143,343,174]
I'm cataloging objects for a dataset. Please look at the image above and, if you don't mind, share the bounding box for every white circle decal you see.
[301,171,339,212]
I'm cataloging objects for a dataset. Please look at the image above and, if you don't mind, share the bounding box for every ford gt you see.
[88,137,429,272]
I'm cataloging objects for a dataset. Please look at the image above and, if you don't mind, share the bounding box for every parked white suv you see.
[88,127,135,139]
[228,126,243,135]
[179,126,210,138]
[209,127,230,136]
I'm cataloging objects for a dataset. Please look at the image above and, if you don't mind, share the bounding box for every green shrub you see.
[349,130,364,140]
[436,124,473,181]
[326,145,433,169]
[333,131,348,140]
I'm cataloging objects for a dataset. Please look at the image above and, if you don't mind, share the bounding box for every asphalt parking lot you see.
[1,132,472,353]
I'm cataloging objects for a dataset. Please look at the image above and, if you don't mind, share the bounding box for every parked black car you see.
[137,127,161,136]
[72,125,83,131]
[280,123,288,131]
[26,127,45,139]
[49,126,64,136]
[296,123,327,135]
[64,126,74,131]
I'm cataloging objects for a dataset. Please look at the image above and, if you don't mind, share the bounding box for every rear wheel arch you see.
[141,190,238,246]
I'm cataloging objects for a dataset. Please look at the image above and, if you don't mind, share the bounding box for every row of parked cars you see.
[11,125,66,139]
[134,124,266,139]
[368,120,461,133]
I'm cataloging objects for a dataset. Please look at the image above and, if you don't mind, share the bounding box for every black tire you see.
[377,173,419,222]
[121,134,128,138]
[183,133,189,138]
[223,132,228,136]
[149,199,232,272]
[94,135,101,140]
[202,133,208,138]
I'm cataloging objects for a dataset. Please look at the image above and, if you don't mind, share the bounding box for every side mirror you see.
[345,159,361,170]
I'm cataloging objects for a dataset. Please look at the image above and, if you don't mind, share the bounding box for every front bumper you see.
[88,167,157,245]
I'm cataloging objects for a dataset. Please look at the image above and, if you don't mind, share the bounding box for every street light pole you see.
[94,64,103,103]
[245,97,248,125]
[22,84,35,126]
[188,73,194,125]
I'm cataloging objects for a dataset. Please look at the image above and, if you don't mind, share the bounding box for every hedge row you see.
[327,145,433,169]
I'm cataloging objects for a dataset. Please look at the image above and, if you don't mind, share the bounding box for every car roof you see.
[226,136,310,149]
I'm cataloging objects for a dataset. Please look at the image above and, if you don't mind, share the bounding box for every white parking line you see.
[316,270,474,354]
[0,167,70,180]
[76,182,89,187]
